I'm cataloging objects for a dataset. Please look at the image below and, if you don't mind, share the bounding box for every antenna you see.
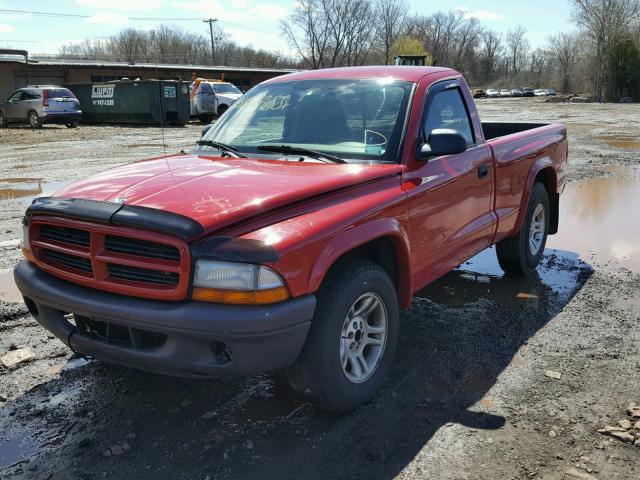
[155,62,168,159]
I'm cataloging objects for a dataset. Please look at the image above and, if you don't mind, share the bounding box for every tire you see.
[66,121,79,128]
[286,258,399,412]
[198,114,213,124]
[28,111,42,129]
[0,111,6,128]
[217,105,228,117]
[496,182,550,275]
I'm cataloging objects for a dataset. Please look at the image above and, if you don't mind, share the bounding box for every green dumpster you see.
[63,80,190,126]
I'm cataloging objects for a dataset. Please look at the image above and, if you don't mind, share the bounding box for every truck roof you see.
[265,66,459,84]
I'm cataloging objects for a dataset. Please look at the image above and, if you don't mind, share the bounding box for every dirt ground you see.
[1,99,640,480]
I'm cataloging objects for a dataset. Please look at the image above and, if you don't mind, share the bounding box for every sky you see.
[0,0,576,58]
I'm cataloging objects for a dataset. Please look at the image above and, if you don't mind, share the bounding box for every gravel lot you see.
[1,99,640,480]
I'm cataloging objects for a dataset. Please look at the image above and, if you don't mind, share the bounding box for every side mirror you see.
[201,123,213,138]
[418,129,468,159]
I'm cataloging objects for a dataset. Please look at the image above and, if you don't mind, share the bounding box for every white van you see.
[190,79,243,122]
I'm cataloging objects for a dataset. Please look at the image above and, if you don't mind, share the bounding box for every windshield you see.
[212,83,242,94]
[202,78,414,163]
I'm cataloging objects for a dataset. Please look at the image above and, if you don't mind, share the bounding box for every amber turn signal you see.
[192,286,290,305]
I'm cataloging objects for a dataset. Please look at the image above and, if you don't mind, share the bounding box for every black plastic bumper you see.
[42,113,81,124]
[14,261,315,378]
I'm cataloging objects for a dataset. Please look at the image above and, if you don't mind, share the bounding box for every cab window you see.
[6,91,23,102]
[423,89,474,146]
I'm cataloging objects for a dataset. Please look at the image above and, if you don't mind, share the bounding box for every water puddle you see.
[594,135,640,150]
[0,179,70,202]
[0,433,38,469]
[547,165,640,272]
[415,247,585,309]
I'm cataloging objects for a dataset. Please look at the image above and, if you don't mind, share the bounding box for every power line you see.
[0,8,203,21]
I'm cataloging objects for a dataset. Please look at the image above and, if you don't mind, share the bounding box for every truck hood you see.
[53,153,401,234]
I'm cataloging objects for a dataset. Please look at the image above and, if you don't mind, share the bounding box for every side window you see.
[423,88,474,146]
[6,91,22,102]
[23,91,40,100]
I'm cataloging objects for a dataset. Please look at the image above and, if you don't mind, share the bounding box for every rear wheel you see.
[286,258,399,412]
[0,111,6,128]
[217,104,228,117]
[28,111,42,129]
[496,182,550,275]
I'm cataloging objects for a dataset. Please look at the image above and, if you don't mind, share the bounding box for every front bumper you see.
[14,261,315,378]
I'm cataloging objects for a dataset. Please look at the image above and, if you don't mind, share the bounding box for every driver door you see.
[405,81,495,288]
[3,90,23,120]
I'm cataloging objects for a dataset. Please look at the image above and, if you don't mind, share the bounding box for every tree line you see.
[57,0,640,101]
[281,0,640,100]
[58,24,298,69]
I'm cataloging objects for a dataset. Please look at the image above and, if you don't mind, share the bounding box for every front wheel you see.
[66,120,79,128]
[0,111,6,128]
[287,258,399,412]
[496,182,550,275]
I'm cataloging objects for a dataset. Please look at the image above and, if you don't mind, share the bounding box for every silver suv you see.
[0,86,82,128]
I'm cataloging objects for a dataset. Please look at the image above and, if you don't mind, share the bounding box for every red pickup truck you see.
[15,66,567,411]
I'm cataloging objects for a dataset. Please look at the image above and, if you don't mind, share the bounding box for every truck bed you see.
[482,122,551,141]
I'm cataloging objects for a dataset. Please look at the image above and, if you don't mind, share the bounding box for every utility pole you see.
[203,18,218,65]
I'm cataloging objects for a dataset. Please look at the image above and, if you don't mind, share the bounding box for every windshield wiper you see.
[196,140,246,158]
[257,145,346,164]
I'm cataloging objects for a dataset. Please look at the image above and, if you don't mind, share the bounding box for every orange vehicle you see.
[15,66,567,411]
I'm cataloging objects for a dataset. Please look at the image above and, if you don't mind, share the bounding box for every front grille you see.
[40,224,90,247]
[105,235,180,261]
[30,217,190,301]
[74,315,167,350]
[43,249,92,272]
[107,263,180,285]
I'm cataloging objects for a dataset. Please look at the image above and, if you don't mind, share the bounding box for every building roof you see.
[0,56,297,74]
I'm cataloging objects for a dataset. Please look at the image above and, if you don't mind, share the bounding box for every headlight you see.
[192,260,289,305]
[21,222,30,250]
[21,219,35,262]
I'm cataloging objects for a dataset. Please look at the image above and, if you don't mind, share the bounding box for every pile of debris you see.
[597,403,640,445]
[545,94,592,104]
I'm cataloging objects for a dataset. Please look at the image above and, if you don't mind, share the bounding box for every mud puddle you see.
[0,433,38,470]
[415,247,586,309]
[0,179,69,202]
[547,164,640,271]
[594,135,640,149]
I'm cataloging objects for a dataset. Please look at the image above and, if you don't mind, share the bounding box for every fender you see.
[512,157,557,235]
[307,218,413,309]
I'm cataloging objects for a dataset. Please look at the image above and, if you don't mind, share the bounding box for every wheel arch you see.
[514,160,558,235]
[307,219,413,309]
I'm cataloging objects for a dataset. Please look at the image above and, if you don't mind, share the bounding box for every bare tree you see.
[506,26,530,78]
[480,30,502,78]
[375,0,408,64]
[571,0,640,100]
[548,32,583,92]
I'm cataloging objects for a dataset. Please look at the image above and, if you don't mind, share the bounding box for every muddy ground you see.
[1,99,639,479]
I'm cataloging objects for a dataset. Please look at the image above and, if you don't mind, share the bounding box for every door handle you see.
[477,164,489,179]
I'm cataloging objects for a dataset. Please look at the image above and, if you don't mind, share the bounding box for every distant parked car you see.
[500,89,513,97]
[545,89,557,96]
[534,89,547,96]
[190,79,243,123]
[472,88,486,98]
[0,86,82,128]
[486,89,500,98]
[511,89,524,97]
[521,87,535,97]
